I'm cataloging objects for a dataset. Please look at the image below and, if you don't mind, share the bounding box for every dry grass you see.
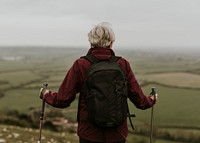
[0,124,79,143]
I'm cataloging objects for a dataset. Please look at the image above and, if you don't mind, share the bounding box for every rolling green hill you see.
[0,47,200,143]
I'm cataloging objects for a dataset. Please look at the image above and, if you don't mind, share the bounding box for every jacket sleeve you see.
[119,58,154,109]
[44,59,82,108]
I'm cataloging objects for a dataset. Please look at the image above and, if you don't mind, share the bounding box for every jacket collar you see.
[87,47,115,59]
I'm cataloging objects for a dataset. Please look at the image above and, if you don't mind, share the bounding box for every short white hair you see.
[88,22,115,48]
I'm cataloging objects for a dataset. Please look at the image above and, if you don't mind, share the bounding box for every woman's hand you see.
[39,88,50,99]
[149,94,158,103]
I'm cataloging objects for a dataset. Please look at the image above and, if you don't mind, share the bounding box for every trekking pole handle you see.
[43,83,48,92]
[39,83,48,99]
[151,87,157,104]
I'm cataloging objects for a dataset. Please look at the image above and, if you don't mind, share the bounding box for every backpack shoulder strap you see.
[81,55,122,64]
[81,55,99,64]
[109,56,121,62]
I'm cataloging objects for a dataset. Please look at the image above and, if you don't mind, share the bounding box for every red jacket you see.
[44,47,154,142]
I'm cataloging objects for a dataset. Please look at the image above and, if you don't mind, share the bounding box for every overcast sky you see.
[0,0,200,50]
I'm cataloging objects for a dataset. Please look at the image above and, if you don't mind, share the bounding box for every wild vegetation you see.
[0,47,200,143]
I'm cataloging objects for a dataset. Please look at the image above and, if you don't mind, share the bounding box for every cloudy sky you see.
[0,0,200,50]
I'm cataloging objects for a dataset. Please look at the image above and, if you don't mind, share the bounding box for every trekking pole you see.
[38,83,48,143]
[150,87,157,143]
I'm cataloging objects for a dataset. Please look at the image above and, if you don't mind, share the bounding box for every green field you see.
[0,47,200,143]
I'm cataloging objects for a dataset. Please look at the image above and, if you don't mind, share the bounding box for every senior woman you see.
[42,22,157,143]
